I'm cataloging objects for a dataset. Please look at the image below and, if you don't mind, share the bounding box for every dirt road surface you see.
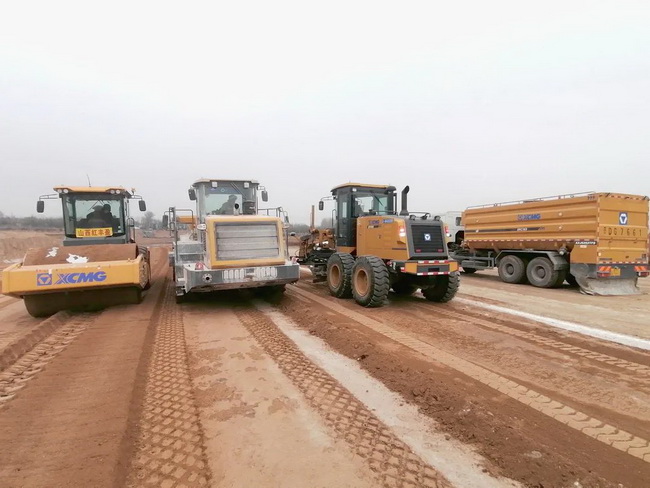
[0,254,648,487]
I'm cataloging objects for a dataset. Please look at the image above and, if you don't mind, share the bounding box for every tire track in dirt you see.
[236,307,453,488]
[0,312,99,406]
[411,303,650,378]
[290,286,650,464]
[125,282,211,488]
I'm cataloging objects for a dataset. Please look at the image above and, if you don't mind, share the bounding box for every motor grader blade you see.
[2,244,150,317]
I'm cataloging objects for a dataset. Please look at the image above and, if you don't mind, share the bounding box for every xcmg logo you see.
[36,271,107,286]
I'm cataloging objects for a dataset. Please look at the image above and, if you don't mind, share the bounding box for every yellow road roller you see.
[2,186,151,317]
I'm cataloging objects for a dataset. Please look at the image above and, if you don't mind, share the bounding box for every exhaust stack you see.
[399,186,410,216]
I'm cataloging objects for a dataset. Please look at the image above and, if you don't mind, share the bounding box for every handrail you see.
[466,191,595,209]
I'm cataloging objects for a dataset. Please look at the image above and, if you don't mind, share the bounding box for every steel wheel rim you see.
[355,268,369,296]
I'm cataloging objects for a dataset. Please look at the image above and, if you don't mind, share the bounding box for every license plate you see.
[610,267,621,277]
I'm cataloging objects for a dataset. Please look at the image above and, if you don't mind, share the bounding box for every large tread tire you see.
[498,255,527,284]
[327,252,355,298]
[24,295,61,318]
[526,257,559,288]
[391,280,418,295]
[461,267,477,274]
[422,273,460,303]
[351,256,390,307]
[552,269,568,288]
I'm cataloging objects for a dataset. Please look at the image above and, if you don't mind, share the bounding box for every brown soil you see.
[276,279,650,488]
[0,247,168,487]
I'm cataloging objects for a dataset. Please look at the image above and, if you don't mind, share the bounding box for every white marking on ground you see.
[255,302,520,488]
[46,247,59,257]
[66,254,89,264]
[455,297,650,351]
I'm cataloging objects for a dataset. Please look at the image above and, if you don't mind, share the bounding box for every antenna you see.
[86,174,92,187]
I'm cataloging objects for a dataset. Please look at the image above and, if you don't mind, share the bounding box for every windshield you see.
[199,182,257,215]
[62,194,126,237]
[351,191,393,217]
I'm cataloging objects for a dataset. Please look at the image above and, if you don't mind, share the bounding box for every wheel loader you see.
[298,183,460,307]
[1,186,151,317]
[164,179,299,302]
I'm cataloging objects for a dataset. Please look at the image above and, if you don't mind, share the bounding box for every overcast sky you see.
[1,1,649,223]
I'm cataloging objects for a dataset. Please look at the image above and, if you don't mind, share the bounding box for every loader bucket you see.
[574,274,641,296]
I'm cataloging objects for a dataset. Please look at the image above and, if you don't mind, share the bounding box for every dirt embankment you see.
[0,230,62,264]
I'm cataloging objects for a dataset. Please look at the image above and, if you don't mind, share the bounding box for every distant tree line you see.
[0,211,63,230]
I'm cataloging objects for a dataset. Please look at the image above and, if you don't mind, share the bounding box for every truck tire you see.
[422,273,460,303]
[351,256,389,307]
[461,267,477,274]
[498,255,527,284]
[526,257,560,288]
[327,252,355,298]
[391,279,418,295]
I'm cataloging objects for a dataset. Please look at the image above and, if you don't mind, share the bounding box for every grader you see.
[298,183,460,307]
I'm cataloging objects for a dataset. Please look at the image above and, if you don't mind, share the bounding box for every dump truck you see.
[164,179,299,302]
[2,186,151,317]
[298,183,460,307]
[450,192,649,295]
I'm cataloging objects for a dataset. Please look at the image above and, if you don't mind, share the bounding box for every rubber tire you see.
[24,295,60,318]
[391,280,418,295]
[351,256,390,307]
[422,273,460,303]
[461,267,477,274]
[566,273,578,287]
[327,252,355,298]
[498,255,527,284]
[526,257,560,288]
[143,262,152,290]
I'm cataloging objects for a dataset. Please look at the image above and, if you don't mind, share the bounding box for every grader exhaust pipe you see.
[399,186,410,216]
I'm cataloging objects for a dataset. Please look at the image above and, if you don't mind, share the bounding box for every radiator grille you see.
[215,222,279,260]
[410,223,446,256]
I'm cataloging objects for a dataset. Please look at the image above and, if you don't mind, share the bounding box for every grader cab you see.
[2,186,151,317]
[298,183,460,307]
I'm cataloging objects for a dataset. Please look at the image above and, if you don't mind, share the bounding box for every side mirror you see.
[162,214,169,229]
[318,201,324,211]
[261,190,268,202]
[188,188,196,201]
[284,215,289,224]
[36,200,45,213]
[139,200,147,211]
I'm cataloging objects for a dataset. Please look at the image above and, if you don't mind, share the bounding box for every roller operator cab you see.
[2,186,151,317]
[166,179,299,302]
[304,183,459,307]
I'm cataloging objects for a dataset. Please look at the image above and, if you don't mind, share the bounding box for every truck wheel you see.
[391,279,418,295]
[498,256,527,284]
[351,256,390,307]
[422,273,460,303]
[327,252,355,298]
[526,257,559,288]
[461,267,477,274]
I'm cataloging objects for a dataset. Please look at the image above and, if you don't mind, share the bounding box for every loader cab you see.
[330,184,397,249]
[38,186,147,247]
[190,179,268,219]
